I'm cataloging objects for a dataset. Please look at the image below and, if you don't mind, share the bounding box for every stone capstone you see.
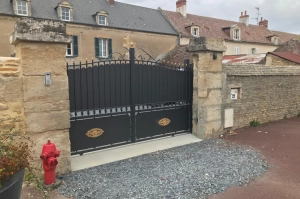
[10,17,72,45]
[187,37,226,53]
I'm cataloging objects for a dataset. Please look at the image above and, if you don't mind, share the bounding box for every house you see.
[0,0,178,62]
[160,0,298,63]
[263,39,300,65]
[266,52,300,66]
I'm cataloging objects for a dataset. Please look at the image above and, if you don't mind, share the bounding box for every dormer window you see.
[12,0,31,16]
[267,35,279,45]
[94,10,108,26]
[61,7,70,21]
[233,29,240,40]
[17,0,28,15]
[98,16,107,25]
[56,1,73,22]
[192,27,199,37]
[190,26,199,37]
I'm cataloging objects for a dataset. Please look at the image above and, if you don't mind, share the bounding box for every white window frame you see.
[273,37,278,45]
[192,27,199,37]
[233,29,240,40]
[66,41,73,56]
[234,47,239,55]
[98,16,107,25]
[61,7,70,21]
[251,48,257,55]
[17,0,28,16]
[98,38,108,58]
[231,88,239,100]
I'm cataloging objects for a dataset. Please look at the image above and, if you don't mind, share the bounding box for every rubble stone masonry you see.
[0,57,24,132]
[223,64,300,129]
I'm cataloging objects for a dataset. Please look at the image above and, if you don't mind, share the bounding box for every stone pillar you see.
[187,37,226,139]
[10,18,72,175]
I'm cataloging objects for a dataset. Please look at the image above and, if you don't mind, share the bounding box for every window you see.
[66,36,78,57]
[66,43,72,56]
[233,29,240,40]
[17,0,28,16]
[192,27,199,37]
[251,48,257,55]
[273,37,278,45]
[61,7,70,21]
[231,88,239,100]
[234,47,239,55]
[95,38,112,58]
[99,39,107,57]
[98,16,107,25]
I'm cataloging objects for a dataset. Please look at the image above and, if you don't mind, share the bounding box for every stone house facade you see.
[0,0,179,62]
[265,52,300,66]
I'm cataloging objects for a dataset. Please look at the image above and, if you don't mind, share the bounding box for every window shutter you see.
[73,36,78,57]
[108,39,112,59]
[95,38,99,58]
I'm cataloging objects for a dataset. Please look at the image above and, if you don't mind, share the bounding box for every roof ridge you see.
[162,9,298,35]
[114,0,158,11]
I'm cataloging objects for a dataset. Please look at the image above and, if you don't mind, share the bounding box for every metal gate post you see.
[129,48,136,142]
[184,59,193,133]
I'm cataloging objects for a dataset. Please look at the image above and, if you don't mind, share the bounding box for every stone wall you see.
[4,17,72,176]
[223,64,300,129]
[187,37,226,139]
[266,53,299,66]
[0,57,24,133]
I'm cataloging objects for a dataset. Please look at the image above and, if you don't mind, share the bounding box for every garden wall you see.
[223,64,300,129]
[0,17,72,176]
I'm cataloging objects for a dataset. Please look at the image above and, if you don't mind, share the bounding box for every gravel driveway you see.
[58,139,268,199]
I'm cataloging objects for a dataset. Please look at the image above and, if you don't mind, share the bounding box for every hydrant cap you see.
[47,140,51,144]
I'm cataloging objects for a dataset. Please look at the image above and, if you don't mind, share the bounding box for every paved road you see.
[211,117,300,199]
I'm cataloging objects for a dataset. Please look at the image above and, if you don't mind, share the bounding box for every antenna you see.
[252,7,261,25]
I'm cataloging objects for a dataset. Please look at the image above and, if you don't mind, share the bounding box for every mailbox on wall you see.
[44,72,51,86]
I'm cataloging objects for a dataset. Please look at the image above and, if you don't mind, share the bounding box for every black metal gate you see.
[67,49,193,155]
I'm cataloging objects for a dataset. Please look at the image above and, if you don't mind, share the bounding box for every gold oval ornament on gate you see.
[158,118,171,126]
[86,128,104,138]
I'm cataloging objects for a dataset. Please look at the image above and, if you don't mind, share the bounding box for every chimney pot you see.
[107,0,114,6]
[239,10,249,26]
[259,19,269,28]
[176,0,187,18]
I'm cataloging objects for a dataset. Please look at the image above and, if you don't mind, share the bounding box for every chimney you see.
[107,0,114,6]
[176,0,187,18]
[239,11,249,26]
[259,17,269,29]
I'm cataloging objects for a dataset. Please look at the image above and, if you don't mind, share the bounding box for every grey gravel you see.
[58,139,269,199]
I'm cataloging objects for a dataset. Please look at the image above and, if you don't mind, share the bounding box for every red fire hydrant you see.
[40,140,61,185]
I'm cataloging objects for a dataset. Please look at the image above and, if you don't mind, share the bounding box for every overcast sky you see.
[117,0,300,34]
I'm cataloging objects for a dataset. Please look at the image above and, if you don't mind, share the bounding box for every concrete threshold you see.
[71,133,202,171]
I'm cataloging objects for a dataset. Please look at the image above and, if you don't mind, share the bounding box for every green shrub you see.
[250,118,260,127]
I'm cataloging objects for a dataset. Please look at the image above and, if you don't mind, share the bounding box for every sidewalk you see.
[211,117,300,199]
